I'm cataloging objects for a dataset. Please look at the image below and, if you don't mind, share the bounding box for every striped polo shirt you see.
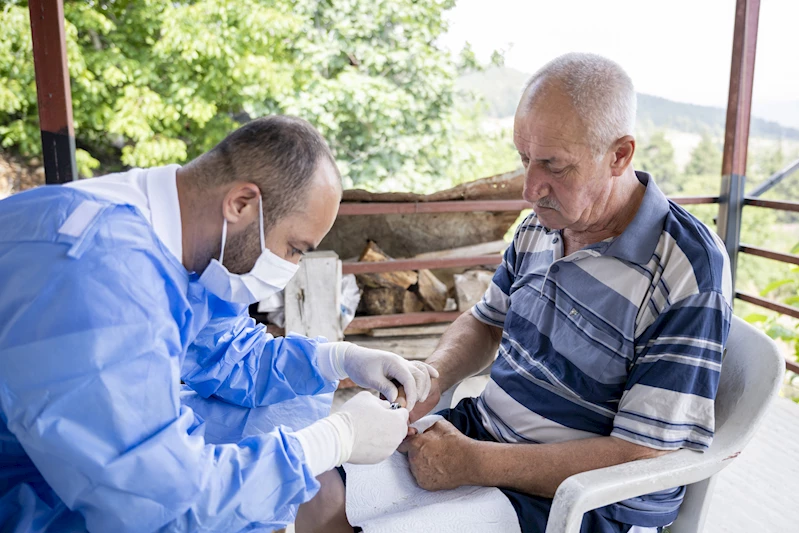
[471,171,732,525]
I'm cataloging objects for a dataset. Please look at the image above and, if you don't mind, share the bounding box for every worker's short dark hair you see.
[191,115,340,227]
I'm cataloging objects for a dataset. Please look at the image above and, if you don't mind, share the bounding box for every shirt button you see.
[550,265,560,273]
[552,237,559,244]
[569,308,579,317]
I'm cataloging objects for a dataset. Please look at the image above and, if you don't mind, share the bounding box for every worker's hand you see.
[331,342,439,411]
[337,391,409,464]
[399,419,476,491]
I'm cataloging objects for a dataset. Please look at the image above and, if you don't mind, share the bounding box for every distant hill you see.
[458,67,799,141]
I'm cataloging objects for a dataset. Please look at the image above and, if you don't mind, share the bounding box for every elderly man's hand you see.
[398,420,476,491]
[408,377,442,423]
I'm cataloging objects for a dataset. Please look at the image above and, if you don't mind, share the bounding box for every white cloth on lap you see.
[343,415,522,533]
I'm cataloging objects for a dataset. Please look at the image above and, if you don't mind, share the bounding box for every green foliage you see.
[0,0,494,191]
[685,134,722,177]
[744,259,799,375]
[634,131,679,193]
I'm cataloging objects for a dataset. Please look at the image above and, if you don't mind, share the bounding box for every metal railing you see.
[342,195,722,333]
[341,189,799,376]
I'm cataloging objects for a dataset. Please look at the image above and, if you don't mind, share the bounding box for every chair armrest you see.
[545,448,730,533]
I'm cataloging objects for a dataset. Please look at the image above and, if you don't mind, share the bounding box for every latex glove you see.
[333,391,409,464]
[326,342,439,410]
[408,360,439,405]
[293,391,409,474]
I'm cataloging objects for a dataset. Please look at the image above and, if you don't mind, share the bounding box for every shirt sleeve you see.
[0,245,322,532]
[471,229,519,328]
[611,291,732,451]
[181,301,338,409]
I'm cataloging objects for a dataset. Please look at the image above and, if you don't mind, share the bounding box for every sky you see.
[441,0,799,110]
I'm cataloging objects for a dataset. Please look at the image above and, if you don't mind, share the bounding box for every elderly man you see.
[306,53,732,533]
[0,116,438,532]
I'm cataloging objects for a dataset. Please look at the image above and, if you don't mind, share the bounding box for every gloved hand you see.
[332,391,409,464]
[327,342,439,410]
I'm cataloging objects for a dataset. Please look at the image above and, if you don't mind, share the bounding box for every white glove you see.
[335,391,409,464]
[293,392,409,475]
[321,342,439,410]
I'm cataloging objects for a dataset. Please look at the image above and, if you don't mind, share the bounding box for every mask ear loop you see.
[219,218,228,265]
[258,194,266,252]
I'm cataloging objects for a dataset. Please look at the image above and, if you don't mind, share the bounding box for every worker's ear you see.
[222,183,260,226]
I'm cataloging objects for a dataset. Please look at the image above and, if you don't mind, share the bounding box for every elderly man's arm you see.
[411,230,520,421]
[405,289,731,497]
[402,425,668,497]
[419,312,502,401]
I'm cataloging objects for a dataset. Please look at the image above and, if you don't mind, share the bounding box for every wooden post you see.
[285,251,344,341]
[28,0,77,183]
[718,0,760,285]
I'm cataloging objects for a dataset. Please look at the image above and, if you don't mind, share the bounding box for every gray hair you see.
[522,53,637,155]
[187,115,340,228]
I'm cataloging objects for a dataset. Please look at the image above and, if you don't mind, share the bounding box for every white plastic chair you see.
[545,315,785,533]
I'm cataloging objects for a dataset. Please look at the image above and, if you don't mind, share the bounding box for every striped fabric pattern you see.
[471,172,732,523]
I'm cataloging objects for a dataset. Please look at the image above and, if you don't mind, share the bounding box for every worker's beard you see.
[222,219,266,275]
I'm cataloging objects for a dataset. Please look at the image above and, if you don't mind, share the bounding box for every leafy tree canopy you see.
[0,0,501,191]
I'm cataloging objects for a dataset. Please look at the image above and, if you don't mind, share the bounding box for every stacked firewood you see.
[355,241,449,315]
[352,240,501,317]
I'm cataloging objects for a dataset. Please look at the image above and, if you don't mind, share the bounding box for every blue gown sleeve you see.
[0,245,322,532]
[180,297,339,408]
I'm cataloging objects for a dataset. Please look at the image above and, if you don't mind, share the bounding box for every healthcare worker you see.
[0,116,437,532]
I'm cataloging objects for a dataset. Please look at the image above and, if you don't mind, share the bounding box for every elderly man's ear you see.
[609,135,636,177]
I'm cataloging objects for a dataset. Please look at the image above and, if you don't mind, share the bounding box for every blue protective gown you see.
[0,185,337,532]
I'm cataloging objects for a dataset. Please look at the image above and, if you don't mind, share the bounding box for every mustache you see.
[535,196,560,211]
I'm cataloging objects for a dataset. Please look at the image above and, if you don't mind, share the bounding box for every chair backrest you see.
[670,314,785,533]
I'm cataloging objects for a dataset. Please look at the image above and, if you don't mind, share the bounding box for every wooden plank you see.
[28,0,77,183]
[366,323,451,338]
[735,291,799,320]
[744,198,799,213]
[285,251,343,340]
[343,255,502,275]
[342,335,441,360]
[345,311,462,332]
[338,199,532,216]
[739,245,799,266]
[670,196,720,205]
[413,240,507,260]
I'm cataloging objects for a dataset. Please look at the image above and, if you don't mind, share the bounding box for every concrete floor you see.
[704,396,799,532]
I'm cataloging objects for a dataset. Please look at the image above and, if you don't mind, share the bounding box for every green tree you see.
[685,134,722,177]
[634,131,679,194]
[0,0,487,192]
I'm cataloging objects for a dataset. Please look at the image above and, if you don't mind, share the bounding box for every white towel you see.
[344,415,522,533]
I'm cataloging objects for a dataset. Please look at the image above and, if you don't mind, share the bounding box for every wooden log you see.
[403,291,425,313]
[454,270,495,312]
[361,286,425,315]
[356,240,417,289]
[361,287,406,315]
[415,269,448,311]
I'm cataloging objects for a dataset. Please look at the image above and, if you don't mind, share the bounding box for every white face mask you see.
[198,196,299,304]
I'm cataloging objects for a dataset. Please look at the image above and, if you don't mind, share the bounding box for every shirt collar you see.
[144,164,183,264]
[602,171,669,265]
